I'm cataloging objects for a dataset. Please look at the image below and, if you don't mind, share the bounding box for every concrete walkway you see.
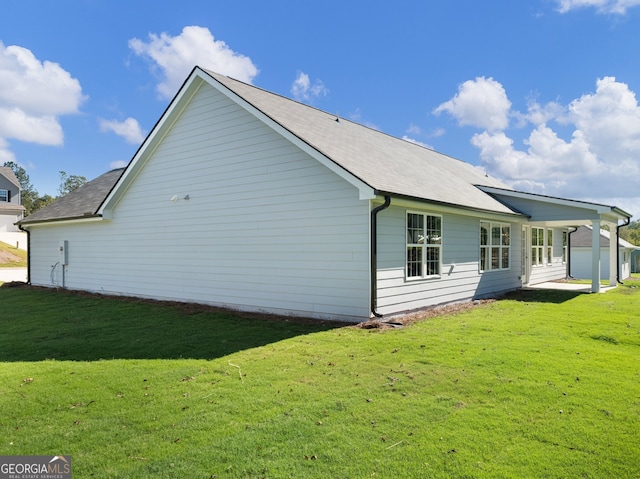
[524,281,616,293]
[0,268,28,283]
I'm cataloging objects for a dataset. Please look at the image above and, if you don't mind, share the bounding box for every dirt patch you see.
[354,299,496,330]
[0,249,23,265]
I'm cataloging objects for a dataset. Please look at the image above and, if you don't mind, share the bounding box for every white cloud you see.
[437,75,640,216]
[0,138,15,164]
[429,127,446,138]
[406,123,422,136]
[433,77,511,132]
[291,72,328,103]
[0,41,84,151]
[521,99,565,126]
[402,136,433,149]
[129,26,259,99]
[568,77,640,157]
[109,160,129,169]
[99,117,146,144]
[556,0,640,14]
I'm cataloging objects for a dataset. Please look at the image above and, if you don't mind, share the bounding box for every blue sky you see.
[2,0,640,216]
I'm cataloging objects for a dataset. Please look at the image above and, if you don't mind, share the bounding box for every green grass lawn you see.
[1,284,639,478]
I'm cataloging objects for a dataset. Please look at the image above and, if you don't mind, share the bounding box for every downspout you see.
[567,227,577,280]
[17,224,31,284]
[617,217,631,284]
[371,195,391,318]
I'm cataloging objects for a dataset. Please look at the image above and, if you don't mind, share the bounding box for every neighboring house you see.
[18,67,632,321]
[0,166,27,249]
[569,225,638,281]
[632,250,640,274]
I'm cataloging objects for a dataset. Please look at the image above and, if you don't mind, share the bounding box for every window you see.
[562,231,568,263]
[547,229,554,265]
[407,212,442,278]
[0,189,7,202]
[531,227,544,266]
[480,222,511,271]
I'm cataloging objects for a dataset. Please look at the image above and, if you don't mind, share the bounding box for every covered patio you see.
[478,186,632,293]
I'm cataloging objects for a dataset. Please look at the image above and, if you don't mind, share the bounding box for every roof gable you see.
[0,167,21,189]
[28,66,535,225]
[98,67,521,217]
[202,70,519,215]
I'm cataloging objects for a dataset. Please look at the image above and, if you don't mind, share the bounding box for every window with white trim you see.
[531,227,544,266]
[480,222,511,271]
[562,231,568,264]
[547,229,553,265]
[0,189,7,202]
[407,212,442,279]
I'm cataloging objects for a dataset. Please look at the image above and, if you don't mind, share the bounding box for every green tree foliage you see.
[620,220,640,245]
[31,194,55,212]
[58,170,87,196]
[3,162,90,216]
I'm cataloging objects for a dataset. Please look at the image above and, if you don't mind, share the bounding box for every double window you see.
[407,212,442,278]
[531,227,545,266]
[480,222,511,271]
[532,227,560,266]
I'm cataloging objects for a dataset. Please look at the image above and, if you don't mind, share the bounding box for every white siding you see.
[376,205,522,315]
[29,84,371,321]
[0,215,21,233]
[571,247,632,280]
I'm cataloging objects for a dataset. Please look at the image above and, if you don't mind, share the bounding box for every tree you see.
[620,220,640,246]
[31,194,55,212]
[3,161,39,215]
[58,170,87,196]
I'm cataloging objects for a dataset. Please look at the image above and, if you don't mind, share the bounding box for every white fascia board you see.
[19,216,105,229]
[374,194,527,222]
[200,70,375,201]
[477,185,630,219]
[97,69,206,216]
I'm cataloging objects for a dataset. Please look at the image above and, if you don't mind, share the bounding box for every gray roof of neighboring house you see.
[571,225,638,249]
[0,167,22,189]
[204,70,519,216]
[18,168,124,225]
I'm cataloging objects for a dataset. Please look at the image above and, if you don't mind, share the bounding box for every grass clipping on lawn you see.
[0,284,639,478]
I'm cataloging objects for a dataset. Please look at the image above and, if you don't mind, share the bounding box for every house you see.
[18,67,632,321]
[569,225,638,281]
[632,250,640,274]
[0,166,27,249]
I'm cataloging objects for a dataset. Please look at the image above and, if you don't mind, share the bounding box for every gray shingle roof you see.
[19,168,124,224]
[21,67,525,225]
[571,225,637,249]
[204,69,519,215]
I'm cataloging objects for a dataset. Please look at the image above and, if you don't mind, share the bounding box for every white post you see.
[591,220,601,293]
[609,225,618,287]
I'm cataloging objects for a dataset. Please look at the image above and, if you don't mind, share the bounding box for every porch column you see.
[591,220,601,293]
[609,225,618,287]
